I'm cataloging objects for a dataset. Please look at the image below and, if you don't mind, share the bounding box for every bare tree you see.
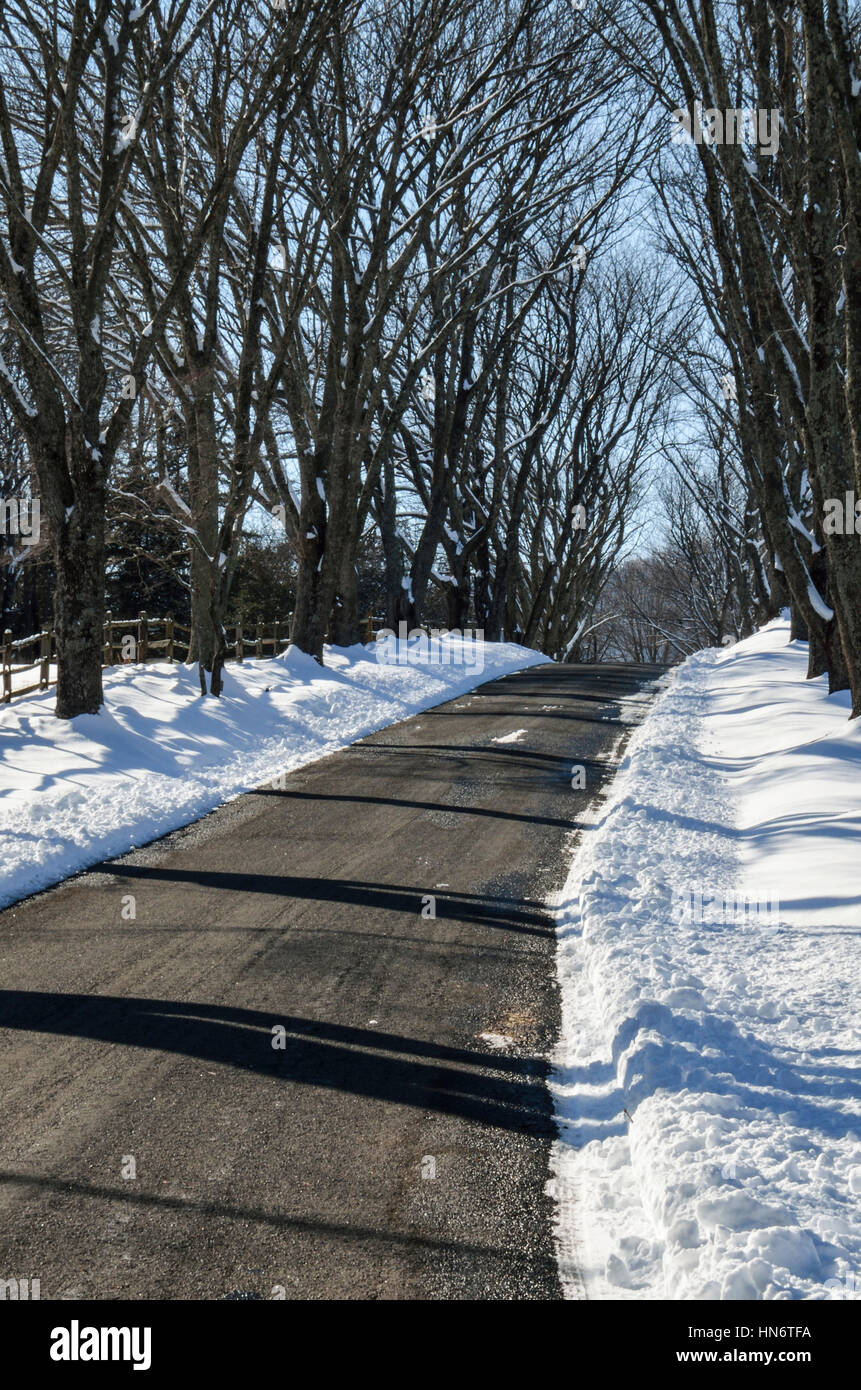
[634,0,861,711]
[0,0,244,716]
[118,0,332,692]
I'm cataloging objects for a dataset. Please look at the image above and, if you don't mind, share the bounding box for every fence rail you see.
[1,610,386,705]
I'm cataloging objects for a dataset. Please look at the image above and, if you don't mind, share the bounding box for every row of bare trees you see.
[615,0,861,713]
[2,1,857,717]
[1,0,682,715]
[0,0,333,712]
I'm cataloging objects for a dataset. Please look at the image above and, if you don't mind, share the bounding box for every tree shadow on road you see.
[88,863,557,939]
[0,991,556,1136]
[0,1169,561,1296]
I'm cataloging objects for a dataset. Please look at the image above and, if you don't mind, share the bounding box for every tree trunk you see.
[208,589,228,699]
[291,557,329,660]
[825,619,850,697]
[408,478,449,628]
[289,447,331,660]
[473,537,494,638]
[186,382,221,671]
[790,603,809,643]
[445,570,470,630]
[54,500,105,719]
[329,543,361,647]
[189,542,218,669]
[376,462,412,629]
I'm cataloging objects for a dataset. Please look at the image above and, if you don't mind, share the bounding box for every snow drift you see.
[549,619,861,1301]
[0,635,548,912]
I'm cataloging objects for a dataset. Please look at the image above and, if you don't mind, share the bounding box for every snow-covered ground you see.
[0,636,547,912]
[549,619,861,1301]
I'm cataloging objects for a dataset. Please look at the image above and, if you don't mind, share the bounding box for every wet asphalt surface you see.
[0,661,663,1300]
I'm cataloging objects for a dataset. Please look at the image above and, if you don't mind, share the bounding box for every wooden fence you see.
[1,610,386,704]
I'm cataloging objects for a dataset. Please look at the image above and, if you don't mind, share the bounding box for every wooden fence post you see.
[236,615,244,663]
[256,618,264,659]
[2,629,11,703]
[273,619,281,654]
[165,614,174,663]
[104,611,112,667]
[39,630,50,689]
[139,611,148,663]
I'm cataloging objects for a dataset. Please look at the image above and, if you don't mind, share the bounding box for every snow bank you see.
[0,635,548,911]
[549,619,861,1301]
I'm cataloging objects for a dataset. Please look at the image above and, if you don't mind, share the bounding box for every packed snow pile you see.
[550,619,861,1301]
[0,635,547,911]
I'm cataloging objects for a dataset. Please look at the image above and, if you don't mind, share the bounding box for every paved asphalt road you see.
[0,661,663,1301]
